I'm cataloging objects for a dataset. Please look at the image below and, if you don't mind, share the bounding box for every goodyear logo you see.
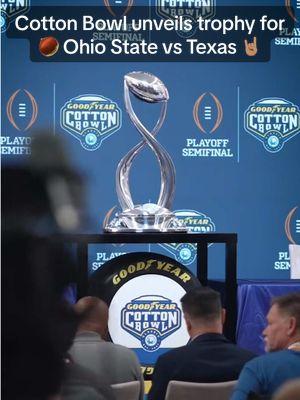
[60,94,121,151]
[244,98,300,152]
[160,210,216,265]
[179,210,216,233]
[121,295,181,351]
[156,0,215,22]
[1,0,29,32]
[112,259,191,285]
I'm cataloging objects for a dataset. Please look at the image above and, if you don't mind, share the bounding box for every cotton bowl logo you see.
[160,210,216,265]
[121,295,181,352]
[60,94,121,151]
[1,0,30,32]
[156,0,215,22]
[244,98,300,152]
[193,92,223,134]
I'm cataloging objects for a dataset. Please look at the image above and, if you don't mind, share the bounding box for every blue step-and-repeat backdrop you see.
[2,0,300,389]
[2,0,299,280]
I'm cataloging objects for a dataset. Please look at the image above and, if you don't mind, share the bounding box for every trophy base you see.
[104,203,187,233]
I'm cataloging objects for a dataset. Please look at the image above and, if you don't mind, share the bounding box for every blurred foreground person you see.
[3,230,77,400]
[231,293,300,400]
[148,287,255,400]
[70,297,144,400]
[2,134,114,400]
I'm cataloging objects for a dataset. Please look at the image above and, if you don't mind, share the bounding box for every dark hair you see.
[271,292,300,329]
[180,287,222,322]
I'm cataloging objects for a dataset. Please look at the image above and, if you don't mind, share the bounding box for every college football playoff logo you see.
[285,0,299,22]
[285,206,300,244]
[103,0,133,17]
[193,92,223,134]
[6,89,38,131]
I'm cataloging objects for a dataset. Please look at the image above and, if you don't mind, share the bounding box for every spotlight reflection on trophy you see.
[104,72,186,232]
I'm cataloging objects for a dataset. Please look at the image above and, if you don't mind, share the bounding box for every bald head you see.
[75,296,109,339]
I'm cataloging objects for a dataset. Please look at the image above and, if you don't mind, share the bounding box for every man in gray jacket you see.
[69,296,144,400]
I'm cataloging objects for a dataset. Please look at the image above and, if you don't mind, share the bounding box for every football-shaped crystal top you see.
[124,72,169,103]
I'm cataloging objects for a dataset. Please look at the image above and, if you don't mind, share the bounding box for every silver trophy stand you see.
[104,72,186,232]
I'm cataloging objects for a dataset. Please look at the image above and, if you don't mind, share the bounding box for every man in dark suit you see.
[148,287,256,400]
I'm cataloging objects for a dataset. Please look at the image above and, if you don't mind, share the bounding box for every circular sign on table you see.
[89,252,200,381]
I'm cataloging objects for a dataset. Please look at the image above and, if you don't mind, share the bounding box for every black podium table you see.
[60,232,238,341]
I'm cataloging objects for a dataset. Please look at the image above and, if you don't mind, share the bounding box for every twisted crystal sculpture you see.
[104,72,186,232]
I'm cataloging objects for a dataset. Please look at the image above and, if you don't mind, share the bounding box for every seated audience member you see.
[231,293,300,400]
[273,379,300,400]
[148,287,255,400]
[62,358,115,400]
[69,297,144,400]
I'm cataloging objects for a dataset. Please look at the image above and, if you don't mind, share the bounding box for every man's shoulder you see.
[193,334,255,359]
[156,344,190,366]
[225,342,256,358]
[73,333,139,361]
[105,341,136,353]
[156,337,255,366]
[101,341,140,361]
[244,350,292,369]
[74,332,102,343]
